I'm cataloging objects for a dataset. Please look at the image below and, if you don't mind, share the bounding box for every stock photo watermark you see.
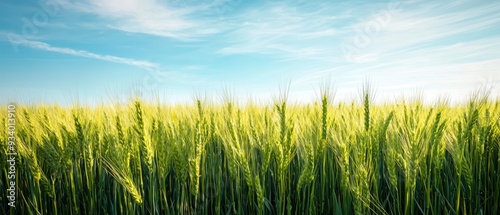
[6,104,17,208]
[340,0,402,63]
[214,0,243,21]
[7,0,62,52]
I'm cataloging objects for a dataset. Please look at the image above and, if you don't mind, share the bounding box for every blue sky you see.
[1,0,499,105]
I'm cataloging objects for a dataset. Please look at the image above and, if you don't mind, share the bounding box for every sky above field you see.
[1,0,499,105]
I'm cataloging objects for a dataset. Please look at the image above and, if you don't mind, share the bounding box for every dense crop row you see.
[1,89,499,214]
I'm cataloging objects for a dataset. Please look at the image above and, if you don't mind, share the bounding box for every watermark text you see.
[7,104,17,208]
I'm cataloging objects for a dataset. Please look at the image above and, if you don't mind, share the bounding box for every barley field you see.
[1,89,499,215]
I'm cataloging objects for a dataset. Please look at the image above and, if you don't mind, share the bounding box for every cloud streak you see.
[8,35,158,70]
[339,1,500,62]
[217,2,341,60]
[58,0,225,40]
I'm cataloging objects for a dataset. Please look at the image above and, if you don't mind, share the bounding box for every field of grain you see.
[1,89,499,214]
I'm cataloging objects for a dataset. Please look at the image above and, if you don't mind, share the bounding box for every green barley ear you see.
[197,99,203,119]
[319,90,329,157]
[134,100,154,170]
[40,173,55,199]
[73,112,85,145]
[380,111,394,141]
[364,92,370,132]
[134,101,144,136]
[102,158,143,204]
[23,109,35,140]
[297,140,315,191]
[361,79,373,132]
[188,101,207,197]
[71,111,85,159]
[241,154,253,189]
[254,175,265,210]
[116,115,125,146]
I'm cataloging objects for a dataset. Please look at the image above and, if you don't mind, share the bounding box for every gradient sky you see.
[1,0,499,105]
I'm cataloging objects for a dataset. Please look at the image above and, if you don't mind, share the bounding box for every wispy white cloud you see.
[6,35,209,85]
[8,34,158,70]
[217,2,341,60]
[340,1,500,62]
[58,0,224,40]
[294,1,500,80]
